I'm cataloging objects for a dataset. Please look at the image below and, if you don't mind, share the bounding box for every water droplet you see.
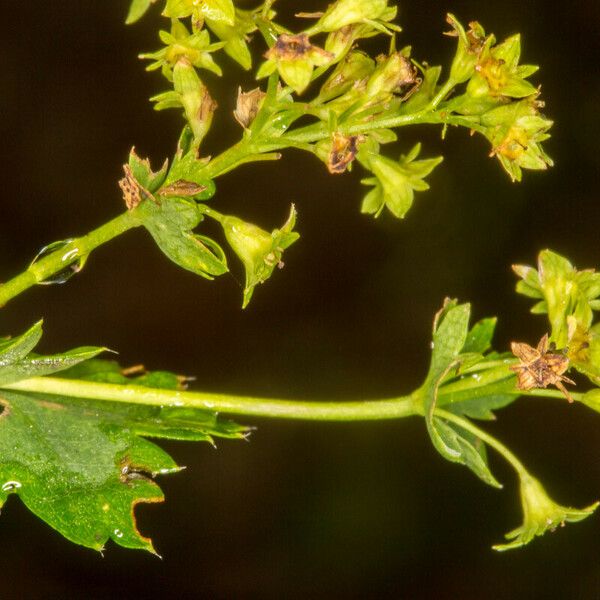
[471,373,481,381]
[113,528,124,538]
[30,239,87,285]
[2,481,22,493]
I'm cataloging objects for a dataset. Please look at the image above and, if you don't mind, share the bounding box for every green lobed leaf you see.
[137,196,228,279]
[0,388,247,552]
[431,417,501,487]
[419,301,503,486]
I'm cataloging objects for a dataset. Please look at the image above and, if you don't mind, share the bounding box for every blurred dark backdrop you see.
[1,0,599,598]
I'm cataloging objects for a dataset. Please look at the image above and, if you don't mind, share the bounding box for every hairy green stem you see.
[2,377,418,421]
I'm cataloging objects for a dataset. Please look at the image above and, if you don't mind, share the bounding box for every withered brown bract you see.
[118,164,157,210]
[510,333,575,402]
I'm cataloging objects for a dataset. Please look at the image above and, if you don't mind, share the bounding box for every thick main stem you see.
[3,377,418,421]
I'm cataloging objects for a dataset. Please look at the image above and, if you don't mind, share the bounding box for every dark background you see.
[1,0,599,598]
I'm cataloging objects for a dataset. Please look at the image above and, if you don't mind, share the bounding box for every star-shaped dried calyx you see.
[510,334,575,402]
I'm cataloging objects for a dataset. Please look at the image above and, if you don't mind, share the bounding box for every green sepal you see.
[163,0,194,19]
[401,65,441,113]
[126,0,155,24]
[205,8,258,71]
[358,143,443,219]
[493,473,598,551]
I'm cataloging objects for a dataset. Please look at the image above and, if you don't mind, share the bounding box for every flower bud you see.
[493,472,598,551]
[317,50,374,102]
[173,58,217,146]
[444,14,487,84]
[233,87,266,129]
[315,132,364,174]
[205,8,257,71]
[365,52,417,100]
[221,206,299,307]
[359,144,443,219]
[314,0,388,33]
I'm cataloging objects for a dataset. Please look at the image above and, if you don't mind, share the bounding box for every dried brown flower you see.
[327,132,364,174]
[233,87,266,129]
[510,333,575,402]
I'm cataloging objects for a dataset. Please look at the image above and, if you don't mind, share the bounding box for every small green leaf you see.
[138,197,228,279]
[0,320,43,365]
[0,347,106,386]
[431,417,502,487]
[127,148,168,193]
[462,317,497,354]
[418,302,502,487]
[0,321,105,386]
[429,301,471,381]
[164,151,216,199]
[58,359,186,391]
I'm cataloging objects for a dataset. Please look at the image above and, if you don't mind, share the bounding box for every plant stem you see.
[0,100,480,308]
[3,376,418,421]
[0,211,141,308]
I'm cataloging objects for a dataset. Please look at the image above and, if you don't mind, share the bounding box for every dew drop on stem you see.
[30,239,87,285]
